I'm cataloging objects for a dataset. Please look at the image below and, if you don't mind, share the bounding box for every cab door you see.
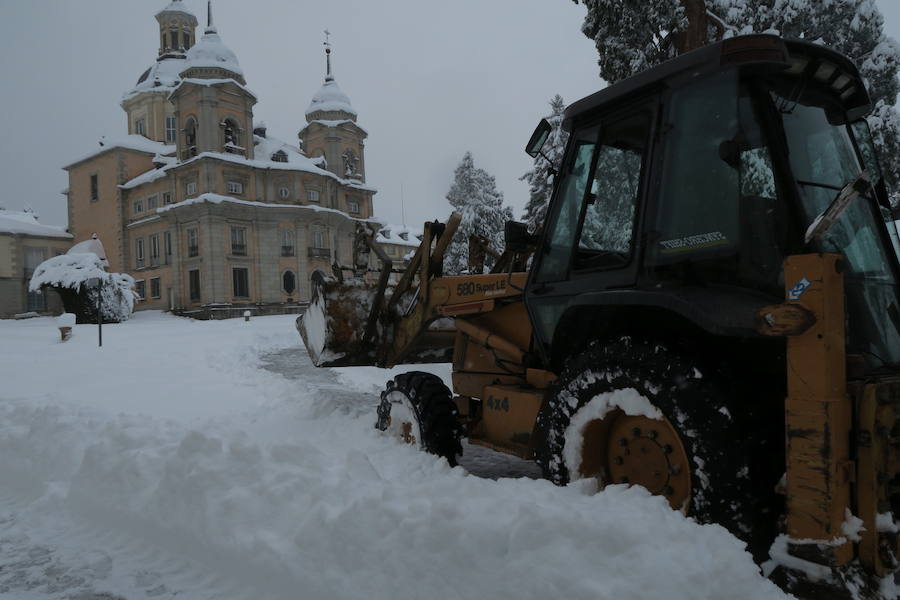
[524,101,657,361]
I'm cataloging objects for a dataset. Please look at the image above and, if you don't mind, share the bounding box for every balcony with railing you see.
[231,244,247,256]
[308,247,330,259]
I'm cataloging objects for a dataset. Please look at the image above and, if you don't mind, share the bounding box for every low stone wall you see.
[172,302,308,320]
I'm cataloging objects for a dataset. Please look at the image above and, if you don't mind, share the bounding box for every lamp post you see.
[85,276,104,347]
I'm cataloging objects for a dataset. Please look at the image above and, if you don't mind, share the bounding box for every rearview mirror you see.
[526,119,552,158]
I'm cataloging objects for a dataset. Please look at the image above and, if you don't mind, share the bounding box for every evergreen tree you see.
[521,95,569,232]
[444,152,514,275]
[574,0,900,203]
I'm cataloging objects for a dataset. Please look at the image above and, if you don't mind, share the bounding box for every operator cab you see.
[524,35,900,372]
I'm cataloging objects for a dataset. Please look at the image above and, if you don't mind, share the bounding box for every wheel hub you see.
[604,414,691,511]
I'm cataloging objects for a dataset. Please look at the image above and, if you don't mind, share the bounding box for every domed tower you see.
[299,33,368,181]
[121,0,198,143]
[169,2,256,159]
[156,0,198,58]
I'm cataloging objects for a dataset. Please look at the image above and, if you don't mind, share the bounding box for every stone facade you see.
[0,212,72,317]
[65,1,377,315]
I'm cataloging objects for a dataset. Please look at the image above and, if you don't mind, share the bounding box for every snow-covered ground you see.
[0,312,789,599]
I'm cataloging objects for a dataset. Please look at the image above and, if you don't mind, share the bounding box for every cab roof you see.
[564,35,871,129]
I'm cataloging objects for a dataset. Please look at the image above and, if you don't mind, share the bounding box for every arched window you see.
[281,229,295,257]
[272,150,288,163]
[222,118,241,154]
[282,270,297,295]
[184,117,198,159]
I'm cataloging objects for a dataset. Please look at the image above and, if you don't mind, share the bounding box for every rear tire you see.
[375,371,463,466]
[535,337,781,557]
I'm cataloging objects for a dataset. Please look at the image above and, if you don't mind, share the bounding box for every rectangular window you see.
[147,194,159,210]
[347,198,360,214]
[307,189,320,203]
[165,116,177,143]
[231,226,247,255]
[150,277,161,299]
[189,269,201,301]
[186,181,197,196]
[136,238,145,268]
[135,279,146,299]
[187,228,199,257]
[133,198,144,215]
[135,118,146,136]
[164,231,172,263]
[26,289,45,312]
[227,181,243,194]
[313,228,326,249]
[232,267,249,298]
[90,174,99,202]
[150,234,160,266]
[281,228,295,257]
[23,247,46,278]
[163,191,172,205]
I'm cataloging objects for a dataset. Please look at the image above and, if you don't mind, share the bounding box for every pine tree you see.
[521,95,568,232]
[574,0,900,203]
[444,152,514,275]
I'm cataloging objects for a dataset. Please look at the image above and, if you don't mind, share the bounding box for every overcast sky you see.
[2,1,900,230]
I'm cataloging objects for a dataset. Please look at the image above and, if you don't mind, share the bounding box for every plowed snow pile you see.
[0,312,789,599]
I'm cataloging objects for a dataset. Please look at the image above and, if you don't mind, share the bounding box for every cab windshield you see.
[772,78,900,367]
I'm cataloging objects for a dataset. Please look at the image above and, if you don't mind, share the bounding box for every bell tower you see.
[299,32,368,181]
[156,0,198,58]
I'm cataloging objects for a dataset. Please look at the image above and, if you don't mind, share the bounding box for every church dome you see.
[305,78,357,118]
[183,27,243,78]
[156,0,195,19]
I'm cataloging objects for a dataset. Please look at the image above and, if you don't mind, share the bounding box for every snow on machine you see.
[298,35,900,598]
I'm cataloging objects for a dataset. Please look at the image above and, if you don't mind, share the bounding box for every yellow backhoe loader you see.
[298,35,900,598]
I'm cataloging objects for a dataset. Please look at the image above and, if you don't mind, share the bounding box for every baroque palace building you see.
[63,1,376,316]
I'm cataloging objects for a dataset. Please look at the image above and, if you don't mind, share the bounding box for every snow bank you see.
[0,313,789,599]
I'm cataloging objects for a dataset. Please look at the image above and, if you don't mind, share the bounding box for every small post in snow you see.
[86,276,104,347]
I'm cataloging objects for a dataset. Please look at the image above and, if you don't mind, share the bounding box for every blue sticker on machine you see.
[788,277,812,301]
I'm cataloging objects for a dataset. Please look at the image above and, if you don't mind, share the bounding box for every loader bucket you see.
[297,272,456,368]
[297,273,382,367]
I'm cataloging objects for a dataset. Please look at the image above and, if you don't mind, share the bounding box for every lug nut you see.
[632,427,642,437]
[648,430,658,440]
[663,444,673,454]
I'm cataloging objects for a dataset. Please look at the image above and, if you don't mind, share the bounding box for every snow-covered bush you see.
[29,253,136,324]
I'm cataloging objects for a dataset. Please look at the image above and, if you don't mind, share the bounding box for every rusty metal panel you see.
[474,384,544,458]
[783,253,852,565]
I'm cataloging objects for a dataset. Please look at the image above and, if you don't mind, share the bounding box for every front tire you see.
[535,337,778,554]
[375,371,463,466]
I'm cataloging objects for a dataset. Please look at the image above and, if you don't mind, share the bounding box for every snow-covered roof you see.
[0,210,71,238]
[156,0,195,18]
[183,27,243,78]
[120,146,376,193]
[65,136,176,169]
[171,77,256,100]
[123,56,187,103]
[67,236,109,266]
[376,225,423,248]
[157,192,384,225]
[306,78,357,118]
[306,119,368,135]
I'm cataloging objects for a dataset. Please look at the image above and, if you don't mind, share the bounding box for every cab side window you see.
[576,112,650,269]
